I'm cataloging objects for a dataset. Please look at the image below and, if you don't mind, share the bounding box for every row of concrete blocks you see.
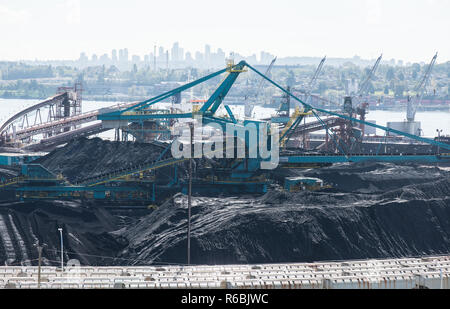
[2,275,449,289]
[1,271,449,289]
[1,269,449,282]
[1,266,449,281]
[1,259,449,274]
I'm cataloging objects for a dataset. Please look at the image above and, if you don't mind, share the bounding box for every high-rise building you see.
[99,54,110,64]
[185,52,193,64]
[148,52,154,65]
[132,55,141,63]
[118,49,129,63]
[247,54,257,64]
[216,48,226,66]
[166,51,169,69]
[195,51,204,63]
[158,47,165,61]
[171,42,180,62]
[204,44,211,66]
[260,51,275,64]
[179,47,184,62]
[79,52,88,63]
[153,45,157,70]
[124,48,129,62]
[112,49,118,62]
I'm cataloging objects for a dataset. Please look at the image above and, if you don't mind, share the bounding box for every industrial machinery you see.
[388,53,437,136]
[272,56,326,125]
[272,57,327,150]
[97,58,449,160]
[1,59,449,202]
[244,57,277,118]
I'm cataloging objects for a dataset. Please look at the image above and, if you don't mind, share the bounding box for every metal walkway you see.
[13,102,136,140]
[281,153,450,164]
[1,101,138,149]
[0,93,67,133]
[76,156,185,187]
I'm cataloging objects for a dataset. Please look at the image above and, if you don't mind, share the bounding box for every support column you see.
[187,122,193,265]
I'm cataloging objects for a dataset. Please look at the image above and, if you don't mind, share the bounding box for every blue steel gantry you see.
[98,60,450,160]
[1,60,449,202]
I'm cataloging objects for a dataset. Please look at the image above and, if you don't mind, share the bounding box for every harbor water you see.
[0,99,448,139]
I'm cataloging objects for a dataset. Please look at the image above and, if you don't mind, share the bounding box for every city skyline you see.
[0,0,448,63]
[73,43,413,69]
[77,43,277,68]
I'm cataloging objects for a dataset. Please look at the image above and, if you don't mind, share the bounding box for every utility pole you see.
[436,129,443,154]
[58,228,64,272]
[187,122,193,265]
[38,245,43,288]
[34,242,46,289]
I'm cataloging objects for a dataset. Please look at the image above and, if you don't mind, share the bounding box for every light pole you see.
[436,129,443,154]
[34,242,46,289]
[187,122,193,266]
[58,228,64,272]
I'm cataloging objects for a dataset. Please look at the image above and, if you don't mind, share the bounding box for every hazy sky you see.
[0,0,448,63]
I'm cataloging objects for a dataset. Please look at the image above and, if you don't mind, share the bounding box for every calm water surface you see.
[0,99,448,139]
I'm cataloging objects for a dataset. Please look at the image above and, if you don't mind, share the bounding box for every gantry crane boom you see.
[244,57,277,117]
[356,54,382,100]
[255,57,277,100]
[279,56,326,146]
[305,56,326,102]
[407,53,437,122]
[292,56,326,104]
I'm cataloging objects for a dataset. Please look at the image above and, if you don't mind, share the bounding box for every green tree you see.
[412,63,420,72]
[394,84,404,97]
[3,91,13,98]
[389,80,395,91]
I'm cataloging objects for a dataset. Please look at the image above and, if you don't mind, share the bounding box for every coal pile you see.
[117,163,450,265]
[301,162,448,194]
[1,137,449,266]
[0,200,127,266]
[34,137,170,183]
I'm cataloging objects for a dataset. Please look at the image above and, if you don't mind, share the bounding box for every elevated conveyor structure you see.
[0,98,138,151]
[0,93,68,134]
